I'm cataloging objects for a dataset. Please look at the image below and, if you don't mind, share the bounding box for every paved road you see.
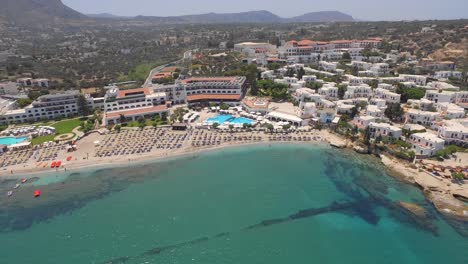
[143,59,184,87]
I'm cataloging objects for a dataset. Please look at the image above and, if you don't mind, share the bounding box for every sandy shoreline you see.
[2,128,466,220]
[2,129,330,178]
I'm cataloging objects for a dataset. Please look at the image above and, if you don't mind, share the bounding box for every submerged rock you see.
[353,145,368,154]
[397,201,427,217]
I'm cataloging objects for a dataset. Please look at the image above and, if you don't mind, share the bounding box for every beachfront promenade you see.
[0,127,326,176]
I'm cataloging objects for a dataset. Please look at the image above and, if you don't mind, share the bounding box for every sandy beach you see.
[2,127,467,220]
[1,127,329,178]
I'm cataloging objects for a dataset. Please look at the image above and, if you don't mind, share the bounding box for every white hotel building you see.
[373,88,401,104]
[344,85,373,99]
[278,39,382,62]
[405,109,441,128]
[318,85,338,100]
[368,122,402,139]
[408,132,445,157]
[424,90,456,104]
[437,119,468,147]
[0,91,83,125]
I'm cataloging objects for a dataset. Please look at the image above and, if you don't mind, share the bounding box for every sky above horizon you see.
[63,0,468,21]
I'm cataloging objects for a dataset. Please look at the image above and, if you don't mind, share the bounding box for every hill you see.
[0,0,87,25]
[287,11,354,23]
[0,0,354,26]
[134,10,354,24]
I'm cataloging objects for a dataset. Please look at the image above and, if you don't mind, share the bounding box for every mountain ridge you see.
[0,0,355,25]
[92,10,355,23]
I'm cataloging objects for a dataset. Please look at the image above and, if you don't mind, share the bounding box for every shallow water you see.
[0,144,467,264]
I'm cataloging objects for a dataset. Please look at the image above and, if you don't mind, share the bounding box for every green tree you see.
[16,98,32,108]
[266,123,274,133]
[220,103,229,110]
[297,67,306,80]
[77,95,91,116]
[396,84,425,103]
[282,124,291,130]
[342,52,351,61]
[119,114,126,124]
[385,103,404,121]
[452,172,465,181]
[211,123,219,129]
[228,124,234,132]
[338,84,347,99]
[363,127,371,146]
[286,68,295,78]
[115,124,122,132]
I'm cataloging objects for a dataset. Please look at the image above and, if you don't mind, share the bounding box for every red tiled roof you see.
[117,88,150,98]
[152,72,172,79]
[106,105,167,119]
[186,94,241,102]
[297,40,316,46]
[161,67,178,72]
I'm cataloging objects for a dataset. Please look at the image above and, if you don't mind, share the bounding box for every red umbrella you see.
[34,190,41,197]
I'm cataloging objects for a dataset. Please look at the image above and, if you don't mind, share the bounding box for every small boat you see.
[51,161,56,168]
[56,161,62,167]
[34,190,41,197]
[21,178,27,184]
[7,191,13,197]
[14,184,20,189]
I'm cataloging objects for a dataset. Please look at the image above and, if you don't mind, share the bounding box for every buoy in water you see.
[34,190,41,197]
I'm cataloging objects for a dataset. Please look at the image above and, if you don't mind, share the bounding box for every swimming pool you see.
[206,115,233,124]
[206,115,253,125]
[229,117,254,125]
[0,136,28,146]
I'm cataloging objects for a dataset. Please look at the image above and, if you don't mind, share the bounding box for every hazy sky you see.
[63,0,468,21]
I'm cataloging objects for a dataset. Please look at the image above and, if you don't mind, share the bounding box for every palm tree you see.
[119,114,126,124]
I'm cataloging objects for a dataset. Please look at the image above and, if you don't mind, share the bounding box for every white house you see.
[368,122,402,139]
[369,98,387,109]
[455,91,468,107]
[424,90,456,103]
[436,103,466,119]
[336,101,355,114]
[437,119,468,146]
[366,105,384,118]
[344,85,372,99]
[319,61,338,72]
[408,132,445,157]
[433,71,462,80]
[302,75,317,83]
[377,83,395,91]
[400,74,427,86]
[374,88,401,104]
[261,70,275,80]
[353,115,376,128]
[405,109,440,127]
[296,102,317,119]
[318,85,338,100]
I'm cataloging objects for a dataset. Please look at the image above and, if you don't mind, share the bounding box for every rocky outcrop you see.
[397,201,427,217]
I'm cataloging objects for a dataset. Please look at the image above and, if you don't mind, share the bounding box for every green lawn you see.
[30,118,81,145]
[31,134,56,145]
[52,118,82,134]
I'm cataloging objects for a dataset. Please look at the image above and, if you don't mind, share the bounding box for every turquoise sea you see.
[0,144,467,264]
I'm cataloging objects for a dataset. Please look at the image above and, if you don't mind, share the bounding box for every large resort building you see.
[103,87,169,125]
[181,77,248,106]
[1,91,83,125]
[1,76,248,126]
